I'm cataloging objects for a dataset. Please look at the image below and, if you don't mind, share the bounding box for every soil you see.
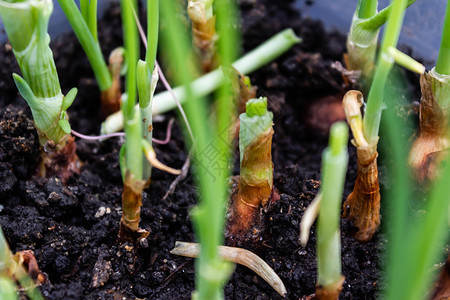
[0,0,403,299]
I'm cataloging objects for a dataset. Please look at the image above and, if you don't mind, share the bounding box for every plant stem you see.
[363,0,407,144]
[146,0,158,74]
[215,0,239,185]
[317,122,348,292]
[347,0,415,89]
[88,0,98,42]
[383,97,450,300]
[436,0,450,75]
[0,0,81,181]
[137,0,159,181]
[57,0,111,91]
[160,0,234,298]
[121,0,141,179]
[101,28,301,134]
[80,0,89,24]
[388,47,425,74]
[230,97,274,237]
[358,0,378,19]
[362,56,393,143]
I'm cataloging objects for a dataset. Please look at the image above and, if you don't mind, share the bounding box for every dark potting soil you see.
[0,0,407,299]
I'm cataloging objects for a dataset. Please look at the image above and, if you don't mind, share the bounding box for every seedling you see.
[160,0,248,297]
[314,122,349,300]
[187,0,217,71]
[382,95,450,300]
[409,0,450,182]
[228,97,276,239]
[300,122,349,299]
[0,0,81,182]
[346,0,415,90]
[118,0,180,244]
[342,0,413,241]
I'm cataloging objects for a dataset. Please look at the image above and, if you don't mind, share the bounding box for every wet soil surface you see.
[0,0,399,299]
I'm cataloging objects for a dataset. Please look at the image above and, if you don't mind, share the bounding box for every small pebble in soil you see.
[139,238,149,248]
[47,191,61,202]
[95,206,106,218]
[298,249,307,256]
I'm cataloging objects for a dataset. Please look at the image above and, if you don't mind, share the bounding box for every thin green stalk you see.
[358,0,378,19]
[57,0,111,91]
[363,0,408,144]
[80,0,89,23]
[79,0,98,42]
[101,28,301,134]
[383,94,449,300]
[88,0,98,42]
[121,0,138,120]
[317,122,348,290]
[214,0,239,185]
[123,106,143,181]
[388,47,425,74]
[146,0,159,74]
[161,0,233,298]
[436,0,450,75]
[121,0,141,179]
[137,0,159,181]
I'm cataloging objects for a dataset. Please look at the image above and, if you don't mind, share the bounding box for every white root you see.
[300,192,322,247]
[142,142,181,175]
[170,241,287,297]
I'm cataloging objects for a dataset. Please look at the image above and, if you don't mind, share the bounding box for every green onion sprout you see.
[343,0,409,241]
[409,0,450,182]
[228,97,275,238]
[0,0,81,182]
[117,0,180,244]
[160,0,240,297]
[315,122,348,300]
[383,95,450,300]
